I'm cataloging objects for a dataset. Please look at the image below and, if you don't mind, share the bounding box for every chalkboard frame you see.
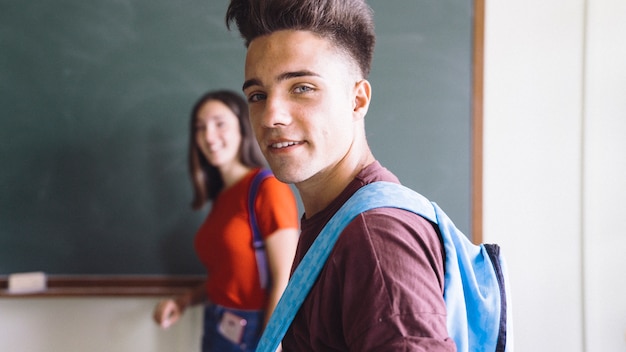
[0,0,484,296]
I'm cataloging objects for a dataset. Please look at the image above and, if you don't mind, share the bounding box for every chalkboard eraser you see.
[7,272,47,294]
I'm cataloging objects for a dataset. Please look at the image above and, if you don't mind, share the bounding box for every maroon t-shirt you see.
[282,162,456,351]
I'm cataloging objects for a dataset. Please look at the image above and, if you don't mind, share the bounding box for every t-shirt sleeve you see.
[254,175,299,239]
[334,208,455,351]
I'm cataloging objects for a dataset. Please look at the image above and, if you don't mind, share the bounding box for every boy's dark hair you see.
[188,90,265,209]
[226,0,376,78]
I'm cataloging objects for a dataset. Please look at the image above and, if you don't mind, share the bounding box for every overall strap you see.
[248,168,273,289]
[256,182,434,352]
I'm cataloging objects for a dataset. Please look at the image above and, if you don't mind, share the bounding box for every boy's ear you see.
[353,79,371,120]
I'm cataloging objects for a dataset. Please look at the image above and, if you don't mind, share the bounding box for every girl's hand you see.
[153,298,183,329]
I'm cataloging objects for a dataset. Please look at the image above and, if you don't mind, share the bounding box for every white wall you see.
[483,1,585,351]
[582,0,626,350]
[0,298,203,352]
[1,1,624,351]
[484,0,626,351]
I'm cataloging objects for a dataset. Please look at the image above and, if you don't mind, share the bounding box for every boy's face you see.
[243,30,362,187]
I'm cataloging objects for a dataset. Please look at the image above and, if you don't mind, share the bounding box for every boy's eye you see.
[294,85,313,94]
[248,92,266,103]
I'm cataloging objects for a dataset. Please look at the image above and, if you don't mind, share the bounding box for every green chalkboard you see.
[0,0,474,277]
[367,0,474,239]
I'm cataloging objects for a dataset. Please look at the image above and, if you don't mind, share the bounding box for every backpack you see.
[257,181,513,352]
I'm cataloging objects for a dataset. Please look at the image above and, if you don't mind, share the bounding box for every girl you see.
[153,90,299,352]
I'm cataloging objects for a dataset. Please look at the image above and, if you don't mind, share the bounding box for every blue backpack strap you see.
[256,182,435,352]
[248,168,273,289]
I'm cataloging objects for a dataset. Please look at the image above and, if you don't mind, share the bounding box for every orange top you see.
[194,169,299,310]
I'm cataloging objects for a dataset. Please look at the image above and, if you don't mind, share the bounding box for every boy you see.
[227,0,456,350]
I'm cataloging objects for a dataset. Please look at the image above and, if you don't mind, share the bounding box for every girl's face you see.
[194,100,243,170]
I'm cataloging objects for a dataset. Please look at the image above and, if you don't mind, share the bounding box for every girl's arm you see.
[262,227,299,328]
[153,281,208,329]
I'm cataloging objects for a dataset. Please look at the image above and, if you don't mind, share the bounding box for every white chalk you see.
[7,272,47,294]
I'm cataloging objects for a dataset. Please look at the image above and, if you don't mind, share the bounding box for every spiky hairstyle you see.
[226,0,376,78]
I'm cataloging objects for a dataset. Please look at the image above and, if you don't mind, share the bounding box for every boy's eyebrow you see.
[242,78,261,91]
[242,70,321,91]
